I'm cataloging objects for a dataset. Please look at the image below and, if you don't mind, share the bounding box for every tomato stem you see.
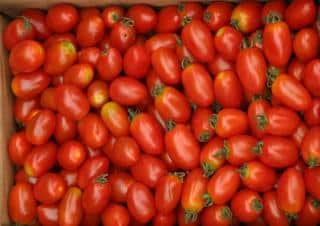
[203,11,212,23]
[166,120,176,131]
[311,199,320,208]
[181,57,192,69]
[238,164,248,179]
[176,36,183,46]
[111,13,120,23]
[285,213,297,222]
[181,16,192,26]
[127,108,140,122]
[212,101,222,113]
[267,66,280,88]
[221,206,232,221]
[172,171,186,182]
[199,131,211,143]
[202,193,213,207]
[253,141,263,155]
[307,157,319,168]
[256,114,268,130]
[201,162,216,178]
[121,17,134,27]
[177,3,185,12]
[241,38,249,49]
[95,173,108,183]
[265,12,282,24]
[251,199,263,213]
[151,84,165,97]
[209,114,218,129]
[230,19,240,31]
[184,210,198,224]
[17,16,32,33]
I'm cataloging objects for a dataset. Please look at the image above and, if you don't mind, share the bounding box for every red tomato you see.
[77,15,104,47]
[82,174,111,214]
[303,59,320,97]
[102,6,124,28]
[37,204,59,226]
[44,32,77,49]
[14,97,39,124]
[292,122,309,147]
[110,18,136,53]
[214,70,244,108]
[64,63,93,89]
[78,47,100,65]
[40,88,56,111]
[236,47,267,95]
[182,20,215,63]
[153,211,176,226]
[203,2,233,32]
[9,40,45,74]
[56,84,90,121]
[8,131,32,166]
[201,205,232,226]
[145,33,177,53]
[155,173,184,214]
[304,99,320,126]
[8,182,37,224]
[285,0,316,30]
[124,44,150,79]
[102,204,130,226]
[301,127,320,167]
[130,112,164,155]
[263,191,288,226]
[78,113,108,149]
[151,47,181,85]
[213,108,248,138]
[178,2,204,25]
[127,5,157,34]
[77,156,109,189]
[277,168,305,215]
[109,171,135,203]
[34,173,67,204]
[208,54,235,75]
[156,6,180,33]
[54,113,77,144]
[261,0,286,23]
[258,136,298,168]
[15,169,37,184]
[231,1,262,33]
[46,3,79,33]
[200,137,226,177]
[207,165,241,205]
[304,167,320,200]
[166,124,200,170]
[191,107,215,142]
[296,197,320,226]
[79,7,100,19]
[182,64,214,107]
[109,77,147,106]
[288,58,305,81]
[293,28,319,62]
[127,182,156,223]
[239,160,277,192]
[231,189,263,223]
[58,187,82,226]
[181,168,207,224]
[86,80,108,108]
[44,40,77,76]
[96,48,122,81]
[57,140,86,170]
[154,85,191,123]
[215,26,243,61]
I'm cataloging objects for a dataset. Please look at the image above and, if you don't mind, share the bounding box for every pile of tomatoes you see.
[5,0,320,225]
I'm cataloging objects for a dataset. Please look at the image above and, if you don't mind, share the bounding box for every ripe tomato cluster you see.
[5,1,320,226]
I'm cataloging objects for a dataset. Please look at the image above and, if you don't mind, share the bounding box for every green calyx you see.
[307,157,319,168]
[311,199,320,208]
[265,12,282,24]
[121,17,134,27]
[182,16,192,26]
[181,56,192,69]
[176,37,183,46]
[230,19,240,31]
[202,193,213,207]
[171,171,186,182]
[95,173,108,184]
[18,16,32,32]
[241,38,249,49]
[199,131,211,143]
[127,107,140,122]
[253,141,263,155]
[238,164,248,179]
[209,114,218,129]
[201,162,216,178]
[221,206,232,221]
[177,3,185,12]
[111,13,120,23]
[250,30,263,47]
[256,114,268,130]
[267,66,280,88]
[213,140,229,159]
[285,213,297,222]
[151,84,165,97]
[212,101,222,113]
[184,209,198,224]
[203,11,212,23]
[166,120,176,131]
[251,199,263,213]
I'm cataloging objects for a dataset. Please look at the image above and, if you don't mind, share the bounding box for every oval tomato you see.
[127,4,157,34]
[296,197,320,226]
[86,80,109,108]
[8,131,32,166]
[201,205,232,226]
[191,107,215,142]
[102,204,130,226]
[102,6,124,28]
[110,18,136,53]
[288,58,305,81]
[301,127,320,167]
[203,2,233,32]
[304,167,320,200]
[263,191,288,226]
[96,47,123,81]
[37,204,59,226]
[124,44,150,79]
[156,6,180,33]
[76,15,104,48]
[293,28,319,62]
[58,187,82,226]
[64,63,94,89]
[285,0,316,30]
[78,47,100,65]
[145,33,177,53]
[54,113,77,144]
[14,97,39,124]
[57,140,86,170]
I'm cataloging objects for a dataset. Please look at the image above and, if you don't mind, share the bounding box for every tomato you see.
[96,48,122,81]
[86,80,108,109]
[304,99,320,127]
[130,112,164,155]
[59,187,82,226]
[153,211,176,226]
[56,84,90,121]
[200,137,226,177]
[178,2,203,24]
[272,74,312,111]
[108,172,135,204]
[8,182,37,224]
[109,77,147,106]
[181,168,207,223]
[154,85,191,123]
[262,0,286,22]
[285,0,316,30]
[155,173,184,214]
[8,131,32,166]
[34,173,66,204]
[100,102,129,137]
[77,15,104,47]
[3,17,36,50]
[257,136,298,168]
[201,205,232,226]
[301,127,320,167]
[296,197,320,226]
[57,140,86,170]
[206,165,241,205]
[263,191,288,226]
[231,189,263,223]
[21,9,51,40]
[303,59,320,97]
[44,40,77,76]
[80,7,100,19]
[78,47,100,65]
[236,47,267,95]
[176,39,195,63]
[203,2,233,32]
[215,26,243,61]
[102,204,130,226]
[9,40,45,74]
[249,30,263,50]
[166,124,200,170]
[145,33,177,53]
[292,122,309,148]
[102,6,124,28]
[44,32,77,49]
[212,108,248,138]
[127,182,156,223]
[110,18,136,53]
[40,88,56,111]
[214,70,244,108]
[304,167,320,200]
[77,156,109,189]
[14,97,39,124]
[288,58,305,81]
[208,54,235,75]
[182,64,214,107]
[54,113,77,144]
[64,64,93,89]
[78,113,108,149]
[124,44,150,79]
[127,5,157,34]
[182,20,215,63]
[156,6,180,33]
[277,168,305,216]
[177,206,200,226]
[231,2,262,33]
[293,28,319,62]
[257,107,300,136]
[191,107,215,142]
[37,204,59,226]
[151,47,181,85]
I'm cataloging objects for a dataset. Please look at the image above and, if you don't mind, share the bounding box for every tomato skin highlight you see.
[263,191,288,226]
